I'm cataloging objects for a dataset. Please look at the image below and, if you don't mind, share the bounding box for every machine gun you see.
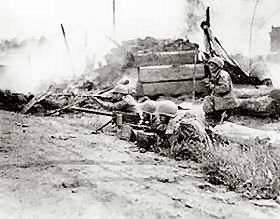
[69,106,146,133]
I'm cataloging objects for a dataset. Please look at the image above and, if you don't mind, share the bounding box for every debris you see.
[21,91,49,114]
[250,200,279,208]
[198,183,218,192]
[61,181,80,189]
[171,197,193,208]
[156,177,177,183]
[15,122,29,128]
[50,135,76,141]
[211,196,235,205]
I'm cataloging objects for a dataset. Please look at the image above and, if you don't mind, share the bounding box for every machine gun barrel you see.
[70,106,114,117]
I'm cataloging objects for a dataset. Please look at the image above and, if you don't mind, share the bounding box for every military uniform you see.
[95,94,138,113]
[203,69,239,114]
[203,57,239,125]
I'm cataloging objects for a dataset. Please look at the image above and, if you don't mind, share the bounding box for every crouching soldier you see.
[93,84,138,113]
[93,84,140,139]
[203,56,239,125]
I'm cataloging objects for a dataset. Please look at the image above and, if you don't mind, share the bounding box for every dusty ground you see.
[1,110,280,219]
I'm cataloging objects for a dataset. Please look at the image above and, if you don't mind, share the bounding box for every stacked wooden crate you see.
[135,50,208,97]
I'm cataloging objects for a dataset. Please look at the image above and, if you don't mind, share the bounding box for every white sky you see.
[1,0,280,54]
[1,0,185,40]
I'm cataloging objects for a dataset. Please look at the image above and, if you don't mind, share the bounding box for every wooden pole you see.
[60,24,75,76]
[249,0,260,69]
[113,0,116,40]
[192,48,198,102]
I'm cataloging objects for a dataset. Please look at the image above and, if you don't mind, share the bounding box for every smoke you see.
[0,35,88,94]
[183,0,205,36]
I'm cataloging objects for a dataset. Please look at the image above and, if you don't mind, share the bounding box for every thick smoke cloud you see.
[183,0,205,36]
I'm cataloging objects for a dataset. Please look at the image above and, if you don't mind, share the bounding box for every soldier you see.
[139,100,157,125]
[203,56,239,124]
[154,100,178,137]
[93,84,138,113]
[148,100,178,155]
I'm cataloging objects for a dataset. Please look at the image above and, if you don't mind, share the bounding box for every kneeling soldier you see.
[203,56,239,125]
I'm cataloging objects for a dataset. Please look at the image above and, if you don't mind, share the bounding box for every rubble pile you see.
[105,36,199,67]
[0,66,129,115]
[122,37,198,53]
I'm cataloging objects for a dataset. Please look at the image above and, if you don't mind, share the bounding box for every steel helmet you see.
[112,84,129,94]
[156,100,178,118]
[208,56,224,68]
[141,100,157,114]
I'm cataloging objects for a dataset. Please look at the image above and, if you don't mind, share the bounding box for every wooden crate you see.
[135,50,198,66]
[137,80,208,97]
[138,64,205,83]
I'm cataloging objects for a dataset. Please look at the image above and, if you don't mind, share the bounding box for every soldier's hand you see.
[208,83,215,90]
[202,78,210,84]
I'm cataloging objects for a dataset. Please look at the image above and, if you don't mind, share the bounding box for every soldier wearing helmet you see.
[203,56,239,124]
[156,100,178,122]
[139,100,157,125]
[94,84,138,113]
[153,100,178,137]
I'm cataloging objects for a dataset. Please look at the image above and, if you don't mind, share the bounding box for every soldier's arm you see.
[95,97,129,111]
[214,73,231,94]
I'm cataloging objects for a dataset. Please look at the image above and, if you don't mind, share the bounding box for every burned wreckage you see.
[1,7,280,199]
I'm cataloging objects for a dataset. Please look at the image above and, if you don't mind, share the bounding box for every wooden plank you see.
[141,80,208,96]
[135,50,197,66]
[139,64,205,83]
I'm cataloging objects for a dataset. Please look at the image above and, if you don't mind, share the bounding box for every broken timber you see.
[21,92,50,114]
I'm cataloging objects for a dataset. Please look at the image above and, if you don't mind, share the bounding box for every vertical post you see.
[113,0,116,40]
[60,24,75,76]
[192,48,198,102]
[248,0,260,69]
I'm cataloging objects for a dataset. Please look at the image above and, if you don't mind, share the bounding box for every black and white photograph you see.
[1,0,280,218]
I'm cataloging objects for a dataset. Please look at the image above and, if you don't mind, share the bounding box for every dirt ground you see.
[1,110,280,219]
